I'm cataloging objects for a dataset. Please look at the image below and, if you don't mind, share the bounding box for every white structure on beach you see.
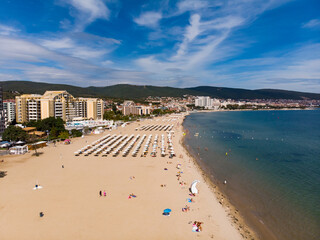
[65,119,114,130]
[195,96,221,110]
[9,145,28,155]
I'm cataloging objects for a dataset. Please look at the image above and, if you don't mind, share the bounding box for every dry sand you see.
[0,114,251,240]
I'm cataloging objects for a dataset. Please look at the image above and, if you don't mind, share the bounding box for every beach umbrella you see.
[190,180,200,194]
[163,208,172,213]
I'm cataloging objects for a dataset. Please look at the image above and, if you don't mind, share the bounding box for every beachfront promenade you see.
[0,115,247,240]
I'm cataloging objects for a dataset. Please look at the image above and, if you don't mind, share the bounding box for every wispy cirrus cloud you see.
[205,43,320,92]
[0,24,19,36]
[302,19,320,29]
[0,33,152,86]
[57,0,110,31]
[133,0,295,87]
[40,33,120,61]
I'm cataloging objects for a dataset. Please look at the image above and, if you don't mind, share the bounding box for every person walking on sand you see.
[99,190,102,197]
[103,191,106,197]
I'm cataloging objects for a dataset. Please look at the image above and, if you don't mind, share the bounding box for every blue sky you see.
[0,0,319,92]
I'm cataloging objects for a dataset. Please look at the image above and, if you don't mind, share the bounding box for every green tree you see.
[2,126,28,142]
[112,104,117,113]
[39,117,65,132]
[58,131,69,140]
[25,117,66,138]
[71,129,82,137]
[50,127,58,138]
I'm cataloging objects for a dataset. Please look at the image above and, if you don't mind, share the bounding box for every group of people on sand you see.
[128,193,137,199]
[99,190,107,197]
[175,161,205,232]
[192,221,203,232]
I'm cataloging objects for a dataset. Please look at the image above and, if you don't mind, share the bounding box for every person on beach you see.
[182,205,190,212]
[103,191,106,197]
[99,191,102,197]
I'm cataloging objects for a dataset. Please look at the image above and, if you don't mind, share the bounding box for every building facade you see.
[3,99,16,123]
[16,91,104,123]
[16,94,42,123]
[122,101,151,116]
[195,96,221,109]
[0,87,5,134]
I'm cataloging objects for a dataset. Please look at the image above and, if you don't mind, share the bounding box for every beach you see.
[0,114,255,240]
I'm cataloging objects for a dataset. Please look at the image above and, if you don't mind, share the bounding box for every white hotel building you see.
[195,96,221,109]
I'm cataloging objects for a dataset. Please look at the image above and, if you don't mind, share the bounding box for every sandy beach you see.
[0,114,255,240]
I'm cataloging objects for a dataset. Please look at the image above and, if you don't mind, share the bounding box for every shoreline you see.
[182,111,298,240]
[192,107,316,114]
[180,113,260,240]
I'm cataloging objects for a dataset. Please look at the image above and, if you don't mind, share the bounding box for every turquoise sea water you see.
[183,110,320,240]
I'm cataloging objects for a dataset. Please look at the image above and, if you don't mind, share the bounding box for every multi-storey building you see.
[0,87,5,134]
[195,96,221,109]
[3,99,16,123]
[122,101,151,116]
[15,94,42,123]
[16,91,104,123]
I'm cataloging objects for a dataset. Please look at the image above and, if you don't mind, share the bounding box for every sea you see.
[183,109,320,240]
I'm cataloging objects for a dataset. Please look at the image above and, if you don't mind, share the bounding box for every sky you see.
[0,0,319,92]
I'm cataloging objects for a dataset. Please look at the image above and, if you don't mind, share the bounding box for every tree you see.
[71,129,82,137]
[25,117,66,139]
[58,131,69,140]
[2,126,28,142]
[112,104,117,113]
[104,110,116,120]
[50,127,58,138]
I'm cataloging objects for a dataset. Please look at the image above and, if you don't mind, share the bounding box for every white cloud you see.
[134,12,162,28]
[0,35,156,87]
[59,0,110,30]
[132,0,319,90]
[42,38,74,49]
[302,19,320,29]
[174,14,201,59]
[101,60,113,65]
[0,24,19,36]
[204,44,320,92]
[40,33,120,61]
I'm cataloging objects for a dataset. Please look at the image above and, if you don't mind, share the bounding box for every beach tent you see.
[190,180,200,194]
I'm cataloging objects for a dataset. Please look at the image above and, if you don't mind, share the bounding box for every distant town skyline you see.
[0,0,319,93]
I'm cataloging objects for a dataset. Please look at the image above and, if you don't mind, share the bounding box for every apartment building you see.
[122,101,151,116]
[15,94,42,123]
[16,91,104,123]
[0,87,5,134]
[195,96,221,109]
[3,99,16,123]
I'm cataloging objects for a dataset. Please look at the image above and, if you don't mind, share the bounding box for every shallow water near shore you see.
[183,110,320,240]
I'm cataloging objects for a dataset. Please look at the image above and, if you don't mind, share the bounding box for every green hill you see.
[1,81,320,100]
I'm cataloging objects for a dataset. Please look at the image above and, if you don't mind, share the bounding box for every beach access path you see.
[0,115,244,240]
